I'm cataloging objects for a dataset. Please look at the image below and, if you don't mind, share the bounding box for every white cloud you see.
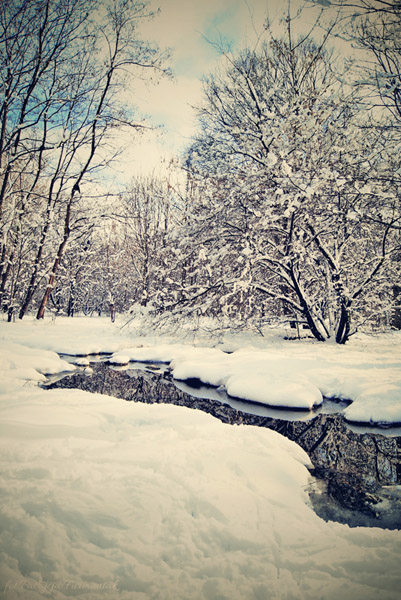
[113,0,349,178]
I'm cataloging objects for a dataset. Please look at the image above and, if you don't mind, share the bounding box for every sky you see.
[113,0,329,183]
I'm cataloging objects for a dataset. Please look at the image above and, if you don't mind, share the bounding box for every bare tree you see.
[0,0,170,319]
[120,175,175,308]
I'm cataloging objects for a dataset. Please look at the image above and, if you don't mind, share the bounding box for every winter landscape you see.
[1,0,401,598]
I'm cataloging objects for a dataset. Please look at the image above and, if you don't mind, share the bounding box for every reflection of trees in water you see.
[50,363,401,528]
[272,415,401,527]
[272,415,400,486]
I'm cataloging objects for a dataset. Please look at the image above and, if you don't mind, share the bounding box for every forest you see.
[0,0,400,344]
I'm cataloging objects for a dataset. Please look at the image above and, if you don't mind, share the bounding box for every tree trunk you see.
[289,265,326,342]
[36,200,72,319]
[391,285,401,329]
[67,281,75,317]
[0,250,13,306]
[19,225,49,319]
[110,303,115,323]
[335,302,351,344]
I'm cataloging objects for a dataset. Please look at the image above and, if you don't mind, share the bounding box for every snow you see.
[1,316,401,599]
[1,316,401,422]
[0,340,75,393]
[109,333,401,422]
[170,350,324,410]
[345,383,401,425]
[226,374,323,409]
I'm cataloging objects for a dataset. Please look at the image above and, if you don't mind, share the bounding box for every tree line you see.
[1,0,400,343]
[0,0,169,320]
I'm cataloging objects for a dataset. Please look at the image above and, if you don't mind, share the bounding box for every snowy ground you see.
[1,316,401,599]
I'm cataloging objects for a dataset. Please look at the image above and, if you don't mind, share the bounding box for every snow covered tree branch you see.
[174,24,400,343]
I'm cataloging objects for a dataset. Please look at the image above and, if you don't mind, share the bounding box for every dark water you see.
[46,360,401,530]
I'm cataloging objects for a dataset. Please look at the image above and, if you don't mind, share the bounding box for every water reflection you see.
[46,361,401,530]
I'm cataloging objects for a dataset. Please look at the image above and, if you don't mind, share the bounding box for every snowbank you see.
[0,339,75,394]
[1,316,401,422]
[110,334,401,423]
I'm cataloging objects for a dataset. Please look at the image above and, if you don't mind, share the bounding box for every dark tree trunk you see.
[36,200,72,319]
[335,302,351,344]
[0,250,13,305]
[110,303,115,323]
[19,211,53,319]
[67,281,75,317]
[289,264,326,342]
[391,285,401,330]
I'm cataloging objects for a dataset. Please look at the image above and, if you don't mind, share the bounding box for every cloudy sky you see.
[115,0,332,181]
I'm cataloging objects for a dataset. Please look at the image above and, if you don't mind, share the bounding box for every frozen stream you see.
[47,359,401,530]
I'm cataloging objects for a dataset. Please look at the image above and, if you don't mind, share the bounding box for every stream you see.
[45,358,401,530]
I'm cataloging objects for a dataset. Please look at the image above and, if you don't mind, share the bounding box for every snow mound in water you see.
[225,373,323,409]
